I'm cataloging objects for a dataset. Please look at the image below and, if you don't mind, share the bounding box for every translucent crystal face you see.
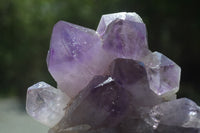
[141,52,181,97]
[26,82,70,127]
[97,12,144,35]
[101,19,150,60]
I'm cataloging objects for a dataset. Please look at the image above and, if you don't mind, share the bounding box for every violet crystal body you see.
[26,12,200,133]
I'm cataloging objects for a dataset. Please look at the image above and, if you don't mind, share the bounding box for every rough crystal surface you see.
[26,82,70,127]
[141,51,181,97]
[26,12,200,133]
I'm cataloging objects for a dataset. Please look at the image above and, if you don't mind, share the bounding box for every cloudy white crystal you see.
[26,82,70,127]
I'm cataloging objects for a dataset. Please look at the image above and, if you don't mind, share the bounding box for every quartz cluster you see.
[26,12,200,133]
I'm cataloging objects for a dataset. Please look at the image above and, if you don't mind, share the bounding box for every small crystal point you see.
[47,21,111,97]
[26,82,70,127]
[146,98,200,129]
[109,58,162,107]
[141,51,181,98]
[50,76,131,133]
[101,19,149,60]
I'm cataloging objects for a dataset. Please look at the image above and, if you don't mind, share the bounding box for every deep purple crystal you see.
[109,58,162,106]
[49,76,131,132]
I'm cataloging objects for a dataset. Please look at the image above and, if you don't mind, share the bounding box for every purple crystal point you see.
[102,19,149,59]
[109,58,162,107]
[50,76,131,133]
[97,12,150,60]
[141,51,181,98]
[97,12,143,35]
[47,21,111,97]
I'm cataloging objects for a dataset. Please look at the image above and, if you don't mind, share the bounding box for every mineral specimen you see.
[26,12,200,133]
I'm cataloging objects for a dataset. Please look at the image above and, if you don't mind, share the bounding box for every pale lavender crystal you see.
[47,21,112,97]
[145,98,200,129]
[97,12,150,60]
[26,82,70,127]
[141,51,181,97]
[97,12,143,35]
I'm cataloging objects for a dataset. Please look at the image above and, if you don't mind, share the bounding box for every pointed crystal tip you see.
[26,82,70,127]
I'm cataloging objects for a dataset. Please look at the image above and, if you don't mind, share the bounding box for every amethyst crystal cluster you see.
[26,12,200,133]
